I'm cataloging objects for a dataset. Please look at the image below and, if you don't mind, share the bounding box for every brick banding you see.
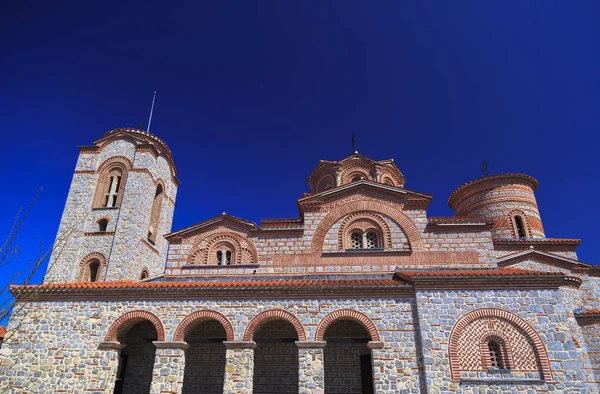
[104,310,165,342]
[448,308,553,382]
[311,200,424,253]
[315,309,380,341]
[173,310,235,342]
[243,309,306,341]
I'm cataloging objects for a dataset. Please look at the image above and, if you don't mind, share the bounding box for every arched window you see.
[140,269,149,280]
[147,183,164,244]
[514,215,526,238]
[98,218,108,232]
[488,341,504,369]
[216,249,232,265]
[79,255,105,282]
[350,230,379,250]
[92,157,132,209]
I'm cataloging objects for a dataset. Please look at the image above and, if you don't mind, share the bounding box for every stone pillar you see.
[367,341,386,394]
[150,341,189,394]
[98,341,126,393]
[335,172,341,187]
[223,341,256,394]
[296,341,326,394]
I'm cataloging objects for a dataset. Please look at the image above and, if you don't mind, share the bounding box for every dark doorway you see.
[253,320,299,393]
[114,320,157,394]
[324,320,373,394]
[182,319,227,394]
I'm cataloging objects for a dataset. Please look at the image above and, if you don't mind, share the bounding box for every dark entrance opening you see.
[114,320,157,394]
[253,319,299,393]
[324,320,373,394]
[182,319,227,394]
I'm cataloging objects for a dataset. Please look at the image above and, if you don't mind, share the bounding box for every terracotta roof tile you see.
[395,268,564,281]
[11,278,401,293]
[448,173,539,206]
[0,326,5,339]
[493,238,581,245]
[259,218,303,229]
[575,309,600,316]
[428,216,491,224]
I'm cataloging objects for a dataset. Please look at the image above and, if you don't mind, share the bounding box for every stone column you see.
[223,341,256,394]
[98,341,126,393]
[367,341,386,394]
[150,341,189,394]
[296,341,326,394]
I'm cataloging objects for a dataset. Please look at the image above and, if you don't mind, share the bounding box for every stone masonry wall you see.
[414,287,593,393]
[0,297,423,393]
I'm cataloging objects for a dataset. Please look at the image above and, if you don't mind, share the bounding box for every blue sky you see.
[1,1,598,294]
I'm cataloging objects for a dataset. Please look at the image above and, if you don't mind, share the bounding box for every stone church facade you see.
[1,128,599,393]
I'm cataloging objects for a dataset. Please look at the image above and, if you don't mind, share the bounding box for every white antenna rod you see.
[146,91,157,133]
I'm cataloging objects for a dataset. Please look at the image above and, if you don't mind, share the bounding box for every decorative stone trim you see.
[83,231,115,237]
[448,308,553,383]
[224,341,257,350]
[366,341,385,349]
[181,264,260,270]
[315,309,380,341]
[311,200,424,253]
[243,309,307,341]
[98,341,126,351]
[73,170,96,174]
[104,310,165,342]
[153,341,190,350]
[173,310,235,342]
[295,341,327,349]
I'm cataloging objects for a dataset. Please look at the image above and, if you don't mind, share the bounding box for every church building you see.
[0,128,599,393]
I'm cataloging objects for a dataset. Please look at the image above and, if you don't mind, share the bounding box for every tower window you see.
[514,215,526,238]
[89,260,100,282]
[105,175,122,208]
[225,250,232,265]
[140,269,149,280]
[216,251,223,265]
[98,219,108,232]
[147,183,164,244]
[488,341,504,369]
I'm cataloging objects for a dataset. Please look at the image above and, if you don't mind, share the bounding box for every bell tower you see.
[44,128,179,283]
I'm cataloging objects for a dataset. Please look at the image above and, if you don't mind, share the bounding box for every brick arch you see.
[311,200,424,253]
[243,309,306,341]
[105,310,165,342]
[78,252,106,282]
[338,211,392,250]
[315,309,380,341]
[173,310,235,342]
[448,308,553,382]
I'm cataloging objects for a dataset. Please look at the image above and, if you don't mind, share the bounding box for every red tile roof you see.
[396,268,567,281]
[575,309,600,316]
[0,326,5,339]
[448,173,539,206]
[493,238,581,245]
[427,216,491,224]
[11,278,402,293]
[259,218,303,229]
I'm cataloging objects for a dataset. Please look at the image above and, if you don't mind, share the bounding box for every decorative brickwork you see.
[186,231,258,266]
[312,199,424,253]
[448,308,553,382]
[338,211,392,250]
[91,156,132,209]
[173,310,234,341]
[243,309,306,341]
[315,309,380,341]
[105,310,165,342]
[77,252,106,282]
